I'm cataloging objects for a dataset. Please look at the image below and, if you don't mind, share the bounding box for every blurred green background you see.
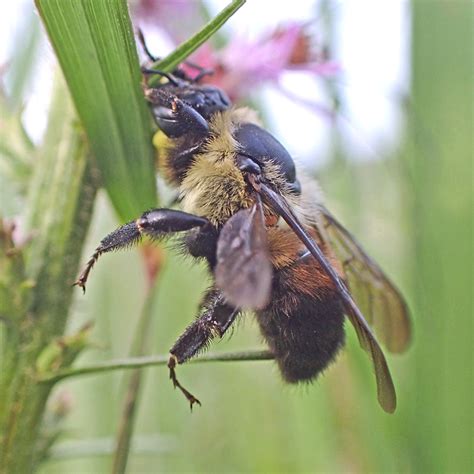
[1,1,472,473]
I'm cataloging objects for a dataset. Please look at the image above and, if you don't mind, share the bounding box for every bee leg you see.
[141,67,180,86]
[185,224,219,267]
[167,355,201,410]
[167,289,239,410]
[188,62,214,82]
[137,28,212,82]
[74,209,209,292]
[170,290,238,363]
[171,142,205,177]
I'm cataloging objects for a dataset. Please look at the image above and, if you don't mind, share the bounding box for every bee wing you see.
[318,207,411,354]
[343,299,397,412]
[215,197,272,310]
[254,181,397,412]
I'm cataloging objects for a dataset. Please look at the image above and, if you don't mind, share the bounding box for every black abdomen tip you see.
[256,294,345,384]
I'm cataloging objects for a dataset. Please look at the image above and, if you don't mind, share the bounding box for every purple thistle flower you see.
[185,22,340,104]
[132,0,203,43]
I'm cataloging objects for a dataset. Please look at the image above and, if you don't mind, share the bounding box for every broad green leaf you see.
[35,0,156,222]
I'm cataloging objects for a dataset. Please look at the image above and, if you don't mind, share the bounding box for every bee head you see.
[145,79,231,138]
[172,83,231,119]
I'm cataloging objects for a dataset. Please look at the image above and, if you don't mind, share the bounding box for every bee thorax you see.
[180,152,254,225]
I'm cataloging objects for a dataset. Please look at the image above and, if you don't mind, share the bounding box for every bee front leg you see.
[74,209,209,292]
[168,289,239,410]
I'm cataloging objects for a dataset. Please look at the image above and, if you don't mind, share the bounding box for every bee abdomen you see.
[257,293,345,383]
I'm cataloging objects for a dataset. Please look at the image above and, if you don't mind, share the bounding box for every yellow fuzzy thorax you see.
[180,109,255,225]
[152,106,305,227]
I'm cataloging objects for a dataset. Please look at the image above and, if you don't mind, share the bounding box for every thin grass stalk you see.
[38,350,274,385]
[111,249,162,474]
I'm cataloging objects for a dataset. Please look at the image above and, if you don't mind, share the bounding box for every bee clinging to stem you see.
[74,35,411,413]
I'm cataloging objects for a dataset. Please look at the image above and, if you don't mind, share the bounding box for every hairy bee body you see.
[261,227,346,382]
[76,62,409,412]
[153,100,346,383]
[155,107,296,224]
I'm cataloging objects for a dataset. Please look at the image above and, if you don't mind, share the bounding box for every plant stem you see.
[112,251,161,474]
[0,73,99,473]
[39,350,274,385]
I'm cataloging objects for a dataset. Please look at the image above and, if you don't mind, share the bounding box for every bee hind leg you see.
[168,289,239,410]
[167,355,201,410]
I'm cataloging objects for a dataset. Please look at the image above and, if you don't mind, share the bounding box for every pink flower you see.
[132,0,203,44]
[133,0,341,114]
[184,23,340,108]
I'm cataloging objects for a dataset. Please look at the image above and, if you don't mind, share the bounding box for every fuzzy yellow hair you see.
[180,109,254,225]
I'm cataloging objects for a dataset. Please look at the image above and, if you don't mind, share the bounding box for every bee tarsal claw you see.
[168,358,201,410]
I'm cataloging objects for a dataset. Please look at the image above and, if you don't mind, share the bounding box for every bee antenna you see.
[136,27,158,63]
[141,68,181,87]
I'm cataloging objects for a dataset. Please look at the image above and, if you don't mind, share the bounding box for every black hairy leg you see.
[74,209,210,292]
[168,289,239,409]
[190,65,214,83]
[184,224,220,268]
[141,67,181,86]
[137,28,213,83]
[168,142,205,183]
[170,289,238,363]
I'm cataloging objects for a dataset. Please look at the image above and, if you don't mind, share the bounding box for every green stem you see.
[149,0,246,83]
[0,73,99,473]
[39,350,274,385]
[112,262,159,474]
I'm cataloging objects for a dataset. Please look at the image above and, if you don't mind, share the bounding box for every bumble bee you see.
[74,47,411,413]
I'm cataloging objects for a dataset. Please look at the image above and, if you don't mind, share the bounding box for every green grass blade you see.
[149,0,245,84]
[112,280,157,474]
[408,2,473,472]
[35,0,156,222]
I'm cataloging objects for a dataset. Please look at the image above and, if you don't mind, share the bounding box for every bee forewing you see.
[255,181,397,413]
[344,299,397,413]
[318,207,411,353]
[215,198,272,310]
